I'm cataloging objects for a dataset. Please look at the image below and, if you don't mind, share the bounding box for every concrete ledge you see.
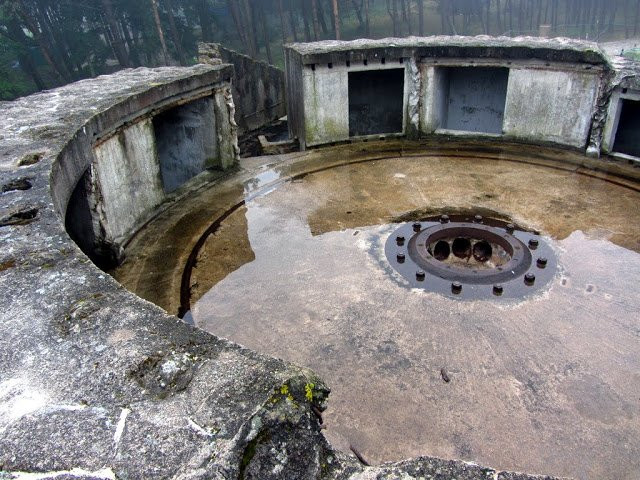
[0,66,568,479]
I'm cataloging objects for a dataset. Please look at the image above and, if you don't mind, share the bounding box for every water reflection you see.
[192,156,640,479]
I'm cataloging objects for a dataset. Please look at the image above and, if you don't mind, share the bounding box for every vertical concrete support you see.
[303,64,349,146]
[503,69,599,148]
[405,57,421,139]
[93,119,165,244]
[213,85,240,169]
[420,66,448,134]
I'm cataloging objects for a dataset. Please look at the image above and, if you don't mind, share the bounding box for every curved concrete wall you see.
[0,43,636,478]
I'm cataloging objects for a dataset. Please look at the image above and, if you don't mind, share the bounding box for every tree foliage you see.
[0,0,639,101]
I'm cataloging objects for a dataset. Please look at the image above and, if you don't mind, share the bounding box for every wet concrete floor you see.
[113,140,640,479]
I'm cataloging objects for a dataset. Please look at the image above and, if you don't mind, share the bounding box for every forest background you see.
[1,0,639,101]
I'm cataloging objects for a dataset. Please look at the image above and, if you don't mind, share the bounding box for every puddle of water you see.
[189,156,640,479]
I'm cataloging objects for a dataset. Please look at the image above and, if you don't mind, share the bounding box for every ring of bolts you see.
[385,214,557,299]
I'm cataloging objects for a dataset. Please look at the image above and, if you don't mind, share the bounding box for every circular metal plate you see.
[385,216,558,299]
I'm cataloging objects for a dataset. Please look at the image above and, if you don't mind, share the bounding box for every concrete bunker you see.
[286,38,606,150]
[348,68,405,137]
[64,80,237,269]
[612,97,640,158]
[153,97,218,193]
[437,66,509,134]
[4,37,640,480]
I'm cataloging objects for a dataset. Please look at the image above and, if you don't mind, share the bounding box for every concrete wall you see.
[503,68,599,148]
[154,97,218,193]
[286,37,608,151]
[199,43,286,134]
[303,64,349,146]
[602,87,640,156]
[443,67,509,134]
[294,60,411,147]
[63,70,238,267]
[93,119,165,243]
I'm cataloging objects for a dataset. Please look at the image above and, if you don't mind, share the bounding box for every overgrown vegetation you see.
[1,0,639,101]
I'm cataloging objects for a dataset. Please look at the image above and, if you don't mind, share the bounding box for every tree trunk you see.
[259,2,274,63]
[245,0,260,54]
[635,0,640,35]
[351,0,365,28]
[387,0,399,36]
[151,0,171,65]
[417,0,424,35]
[165,0,187,64]
[120,17,141,66]
[14,5,70,82]
[317,0,330,34]
[101,0,130,67]
[496,0,503,33]
[278,0,289,44]
[311,0,321,39]
[198,0,213,41]
[228,0,248,51]
[607,0,617,33]
[364,0,371,36]
[19,53,46,90]
[401,0,412,34]
[40,6,77,78]
[288,0,300,41]
[332,0,341,39]
[301,0,312,41]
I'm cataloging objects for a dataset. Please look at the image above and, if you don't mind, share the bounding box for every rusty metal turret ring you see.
[385,215,558,299]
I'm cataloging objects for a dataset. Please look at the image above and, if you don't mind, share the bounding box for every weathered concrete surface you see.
[114,139,640,479]
[154,96,219,193]
[93,119,165,243]
[199,43,286,134]
[0,68,573,479]
[504,69,599,148]
[286,36,609,150]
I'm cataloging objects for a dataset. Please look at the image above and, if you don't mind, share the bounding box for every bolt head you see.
[440,215,450,224]
[525,273,536,285]
[451,281,462,294]
[413,222,422,232]
[493,284,504,295]
[506,223,515,233]
[537,257,548,268]
[397,253,406,263]
[396,235,405,246]
[474,214,483,223]
[529,239,539,249]
[416,270,425,280]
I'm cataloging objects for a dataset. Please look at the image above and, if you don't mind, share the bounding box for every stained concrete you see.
[154,96,218,193]
[0,65,576,479]
[503,69,599,148]
[442,67,508,133]
[93,119,165,242]
[198,43,286,134]
[115,139,640,480]
[286,36,609,150]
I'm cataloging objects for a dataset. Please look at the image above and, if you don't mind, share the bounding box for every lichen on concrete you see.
[0,61,575,479]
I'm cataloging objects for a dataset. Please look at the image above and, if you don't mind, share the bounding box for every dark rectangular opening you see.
[442,67,509,134]
[613,99,640,158]
[348,69,404,137]
[153,97,217,194]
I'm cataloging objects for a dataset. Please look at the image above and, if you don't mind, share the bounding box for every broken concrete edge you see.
[198,42,287,134]
[285,35,611,67]
[0,66,565,479]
